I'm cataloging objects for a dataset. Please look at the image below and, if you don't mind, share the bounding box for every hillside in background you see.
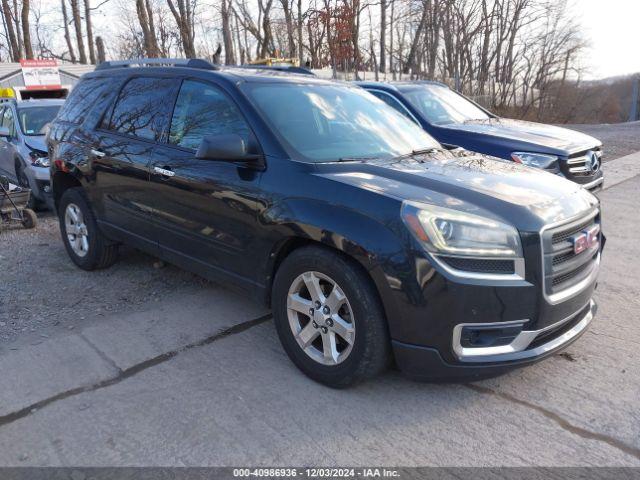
[496,74,640,125]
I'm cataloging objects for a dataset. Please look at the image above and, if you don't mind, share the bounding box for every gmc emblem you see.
[572,225,600,254]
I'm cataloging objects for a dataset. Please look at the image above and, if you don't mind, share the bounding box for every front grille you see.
[562,148,602,181]
[551,260,592,286]
[542,209,600,298]
[440,257,515,274]
[552,217,594,244]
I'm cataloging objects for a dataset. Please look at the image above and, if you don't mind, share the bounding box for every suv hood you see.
[24,136,47,153]
[441,118,601,155]
[317,151,597,229]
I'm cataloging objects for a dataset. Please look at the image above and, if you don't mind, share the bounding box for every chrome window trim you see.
[452,300,594,362]
[365,88,421,125]
[432,254,526,282]
[539,208,600,305]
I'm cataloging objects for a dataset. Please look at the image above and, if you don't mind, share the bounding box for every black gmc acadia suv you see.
[47,59,603,387]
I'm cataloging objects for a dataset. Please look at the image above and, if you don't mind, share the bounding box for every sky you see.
[579,0,640,79]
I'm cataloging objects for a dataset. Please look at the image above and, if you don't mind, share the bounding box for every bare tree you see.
[96,35,105,62]
[136,0,159,57]
[279,0,295,57]
[69,0,87,63]
[21,0,33,58]
[1,0,20,60]
[166,0,196,57]
[379,0,386,73]
[221,0,235,63]
[84,0,96,63]
[60,0,77,62]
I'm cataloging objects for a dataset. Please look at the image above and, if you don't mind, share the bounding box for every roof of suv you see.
[88,59,333,86]
[356,80,450,91]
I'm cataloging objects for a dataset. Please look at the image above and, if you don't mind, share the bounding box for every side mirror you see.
[0,174,9,190]
[196,134,255,161]
[0,126,10,139]
[441,143,461,151]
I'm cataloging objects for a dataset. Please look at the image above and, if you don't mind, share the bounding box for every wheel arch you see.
[52,170,82,212]
[261,201,408,335]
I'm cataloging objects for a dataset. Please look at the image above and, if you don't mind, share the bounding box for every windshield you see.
[17,105,61,136]
[243,83,440,162]
[401,85,490,125]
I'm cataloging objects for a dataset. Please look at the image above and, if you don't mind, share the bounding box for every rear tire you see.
[272,246,391,388]
[58,187,118,270]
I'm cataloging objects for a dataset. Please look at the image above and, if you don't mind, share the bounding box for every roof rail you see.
[237,64,315,76]
[95,58,218,71]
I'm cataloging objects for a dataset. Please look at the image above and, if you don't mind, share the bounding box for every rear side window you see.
[168,80,250,151]
[107,77,177,141]
[57,78,109,124]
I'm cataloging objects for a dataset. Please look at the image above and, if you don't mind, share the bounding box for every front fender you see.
[260,197,415,338]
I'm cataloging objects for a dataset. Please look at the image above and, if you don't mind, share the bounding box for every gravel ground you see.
[566,121,640,160]
[0,213,212,349]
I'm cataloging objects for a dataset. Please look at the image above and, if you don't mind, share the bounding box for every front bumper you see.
[393,300,596,381]
[24,164,51,203]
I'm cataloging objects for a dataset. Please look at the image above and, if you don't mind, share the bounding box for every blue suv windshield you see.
[17,105,61,136]
[400,85,490,125]
[243,83,440,162]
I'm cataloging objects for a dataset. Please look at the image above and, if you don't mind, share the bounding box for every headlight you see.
[29,150,50,168]
[511,152,558,170]
[401,202,522,258]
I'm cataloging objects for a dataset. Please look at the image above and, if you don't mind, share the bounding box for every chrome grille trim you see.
[564,149,602,178]
[452,300,594,362]
[540,209,600,304]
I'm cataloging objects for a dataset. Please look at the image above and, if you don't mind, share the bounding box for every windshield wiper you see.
[391,147,442,161]
[411,147,442,155]
[335,156,380,162]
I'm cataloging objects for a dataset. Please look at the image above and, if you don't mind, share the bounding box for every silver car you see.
[0,98,64,208]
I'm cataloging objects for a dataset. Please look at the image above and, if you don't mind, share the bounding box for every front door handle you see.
[91,149,106,158]
[153,166,175,177]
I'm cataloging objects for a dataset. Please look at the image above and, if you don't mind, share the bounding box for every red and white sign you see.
[20,59,62,90]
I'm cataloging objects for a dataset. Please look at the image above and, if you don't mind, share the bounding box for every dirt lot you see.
[0,213,211,349]
[567,121,640,160]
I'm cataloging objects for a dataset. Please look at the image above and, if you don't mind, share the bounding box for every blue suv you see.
[359,81,604,192]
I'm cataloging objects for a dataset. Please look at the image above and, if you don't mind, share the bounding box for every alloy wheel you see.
[286,271,356,365]
[65,203,89,257]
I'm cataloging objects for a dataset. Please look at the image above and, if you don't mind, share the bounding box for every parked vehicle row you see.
[359,81,604,192]
[0,96,63,208]
[46,59,603,387]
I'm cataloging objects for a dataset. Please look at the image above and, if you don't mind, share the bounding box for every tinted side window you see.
[107,77,177,142]
[169,80,250,151]
[57,78,109,124]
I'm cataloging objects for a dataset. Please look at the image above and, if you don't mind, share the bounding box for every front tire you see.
[15,160,38,210]
[58,187,118,270]
[272,246,390,388]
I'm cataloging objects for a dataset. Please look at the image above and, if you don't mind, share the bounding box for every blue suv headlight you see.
[511,152,558,170]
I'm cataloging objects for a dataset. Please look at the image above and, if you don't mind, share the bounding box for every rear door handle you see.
[91,149,106,158]
[153,166,175,177]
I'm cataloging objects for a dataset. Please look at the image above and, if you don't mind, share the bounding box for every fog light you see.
[460,323,524,349]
